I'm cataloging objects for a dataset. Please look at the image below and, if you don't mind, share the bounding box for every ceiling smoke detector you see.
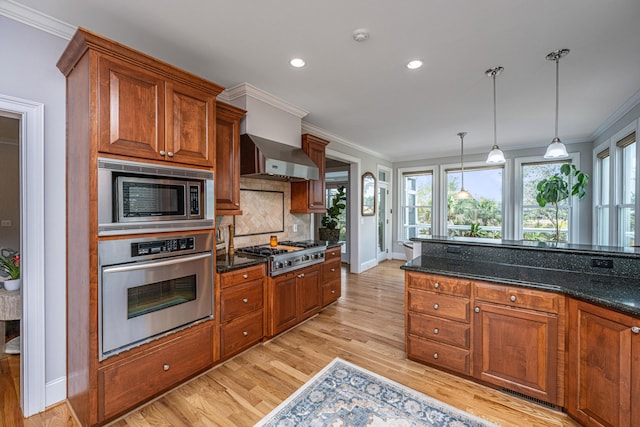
[352,29,370,42]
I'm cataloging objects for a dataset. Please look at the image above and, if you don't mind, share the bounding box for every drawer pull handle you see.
[167,151,174,157]
[433,328,439,335]
[298,273,305,278]
[510,295,517,302]
[159,150,166,156]
[163,364,170,371]
[434,282,440,289]
[331,290,336,294]
[433,353,439,359]
[474,307,480,313]
[242,298,248,303]
[243,331,249,336]
[331,252,336,256]
[243,274,248,279]
[632,326,640,334]
[433,303,439,310]
[235,202,240,206]
[331,268,336,272]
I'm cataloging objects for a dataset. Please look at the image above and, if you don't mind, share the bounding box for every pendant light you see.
[453,132,473,200]
[544,48,570,159]
[485,67,506,164]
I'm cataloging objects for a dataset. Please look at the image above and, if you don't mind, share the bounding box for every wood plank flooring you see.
[2,260,580,426]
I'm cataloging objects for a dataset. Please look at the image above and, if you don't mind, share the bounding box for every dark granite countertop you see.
[324,241,343,249]
[216,253,266,273]
[401,255,640,317]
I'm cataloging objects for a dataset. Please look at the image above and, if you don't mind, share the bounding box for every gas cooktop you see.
[237,241,327,276]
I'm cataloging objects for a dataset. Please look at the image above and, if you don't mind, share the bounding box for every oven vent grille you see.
[500,388,559,411]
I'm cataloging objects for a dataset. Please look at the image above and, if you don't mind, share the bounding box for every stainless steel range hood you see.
[240,134,319,181]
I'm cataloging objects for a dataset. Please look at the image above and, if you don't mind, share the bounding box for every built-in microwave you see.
[98,158,214,235]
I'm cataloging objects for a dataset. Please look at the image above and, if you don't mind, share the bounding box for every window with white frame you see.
[401,171,432,240]
[617,131,636,247]
[594,147,610,245]
[446,166,503,239]
[521,160,572,242]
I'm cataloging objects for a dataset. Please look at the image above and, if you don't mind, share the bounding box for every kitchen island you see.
[401,237,640,427]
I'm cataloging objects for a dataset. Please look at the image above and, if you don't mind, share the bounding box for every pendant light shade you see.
[453,132,473,200]
[485,67,505,164]
[544,49,570,159]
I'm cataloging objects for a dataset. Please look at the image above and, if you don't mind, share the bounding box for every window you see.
[326,185,347,242]
[594,148,610,245]
[617,132,636,247]
[521,161,571,242]
[446,167,503,239]
[401,171,432,240]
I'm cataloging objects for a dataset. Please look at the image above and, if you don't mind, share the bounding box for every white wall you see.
[0,16,67,402]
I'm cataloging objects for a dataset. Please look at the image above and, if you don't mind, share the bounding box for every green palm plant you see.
[535,163,588,241]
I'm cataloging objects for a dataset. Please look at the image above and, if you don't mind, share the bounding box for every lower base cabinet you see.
[98,323,214,421]
[566,299,640,427]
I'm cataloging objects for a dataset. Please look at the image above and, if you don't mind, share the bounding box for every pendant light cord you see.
[554,56,560,140]
[493,73,498,147]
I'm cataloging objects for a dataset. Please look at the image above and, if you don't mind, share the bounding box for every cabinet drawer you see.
[322,281,341,306]
[220,310,263,359]
[407,336,470,375]
[99,324,213,420]
[325,247,341,261]
[221,279,264,322]
[408,289,470,322]
[323,260,341,283]
[407,312,470,349]
[474,282,559,313]
[406,272,470,297]
[220,264,265,289]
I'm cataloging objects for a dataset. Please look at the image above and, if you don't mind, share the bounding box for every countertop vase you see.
[3,278,20,291]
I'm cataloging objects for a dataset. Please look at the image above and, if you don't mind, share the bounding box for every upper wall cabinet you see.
[291,133,329,213]
[216,101,246,215]
[58,27,223,169]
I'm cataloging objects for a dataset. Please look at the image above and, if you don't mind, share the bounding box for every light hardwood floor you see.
[3,260,580,426]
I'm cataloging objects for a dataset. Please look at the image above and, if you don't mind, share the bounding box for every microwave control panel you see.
[189,185,200,216]
[131,237,195,257]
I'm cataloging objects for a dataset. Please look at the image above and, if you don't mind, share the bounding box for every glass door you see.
[377,182,391,261]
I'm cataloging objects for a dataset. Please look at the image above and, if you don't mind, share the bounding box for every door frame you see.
[0,94,46,416]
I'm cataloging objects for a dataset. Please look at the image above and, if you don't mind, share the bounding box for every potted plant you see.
[319,186,346,242]
[535,163,588,242]
[0,253,20,291]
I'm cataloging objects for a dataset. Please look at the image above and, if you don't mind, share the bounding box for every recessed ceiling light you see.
[407,60,423,70]
[290,58,306,68]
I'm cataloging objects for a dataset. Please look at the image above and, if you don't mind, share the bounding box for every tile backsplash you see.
[217,177,311,247]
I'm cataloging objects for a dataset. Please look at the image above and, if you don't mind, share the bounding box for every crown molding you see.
[0,0,75,39]
[591,88,640,141]
[219,82,309,118]
[301,122,384,160]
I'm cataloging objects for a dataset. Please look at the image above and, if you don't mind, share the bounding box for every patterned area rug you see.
[255,358,499,427]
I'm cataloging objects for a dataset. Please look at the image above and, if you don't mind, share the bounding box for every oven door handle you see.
[102,252,212,274]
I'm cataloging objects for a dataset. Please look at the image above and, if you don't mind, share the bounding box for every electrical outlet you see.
[0,219,11,227]
[591,258,613,268]
[293,223,298,232]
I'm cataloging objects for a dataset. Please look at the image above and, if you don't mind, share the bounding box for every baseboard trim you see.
[45,376,66,407]
[360,258,377,272]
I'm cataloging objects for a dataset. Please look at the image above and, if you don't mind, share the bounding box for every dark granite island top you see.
[403,237,640,317]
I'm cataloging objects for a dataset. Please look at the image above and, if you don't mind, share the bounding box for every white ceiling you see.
[6,0,640,161]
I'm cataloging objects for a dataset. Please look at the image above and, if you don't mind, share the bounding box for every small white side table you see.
[0,287,21,354]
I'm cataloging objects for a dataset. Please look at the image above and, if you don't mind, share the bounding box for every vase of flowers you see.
[1,254,20,291]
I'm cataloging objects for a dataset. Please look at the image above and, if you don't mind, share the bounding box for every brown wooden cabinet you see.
[267,264,322,337]
[218,263,266,360]
[96,54,218,167]
[291,134,329,213]
[98,323,213,421]
[405,272,472,375]
[57,28,224,426]
[473,282,564,406]
[566,298,640,427]
[215,101,246,215]
[322,247,342,306]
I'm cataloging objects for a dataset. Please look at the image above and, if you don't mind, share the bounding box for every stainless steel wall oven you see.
[98,232,214,360]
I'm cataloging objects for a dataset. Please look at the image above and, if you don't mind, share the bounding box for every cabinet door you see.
[567,299,640,427]
[297,265,321,319]
[291,134,328,213]
[165,81,215,167]
[473,302,558,404]
[215,102,245,214]
[269,273,298,336]
[98,56,165,160]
